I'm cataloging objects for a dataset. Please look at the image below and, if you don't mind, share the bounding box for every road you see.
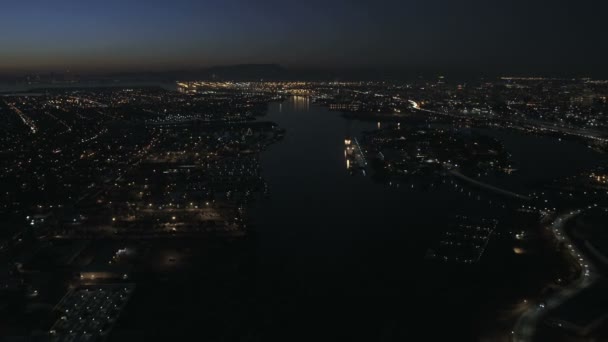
[4,100,38,133]
[511,207,599,342]
[409,100,608,143]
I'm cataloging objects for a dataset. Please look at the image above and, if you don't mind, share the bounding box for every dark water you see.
[244,97,606,340]
[252,99,487,292]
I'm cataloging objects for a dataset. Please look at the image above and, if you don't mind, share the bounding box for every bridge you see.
[448,169,531,201]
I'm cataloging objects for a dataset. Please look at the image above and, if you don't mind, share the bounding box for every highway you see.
[4,100,38,133]
[409,100,608,143]
[511,207,599,342]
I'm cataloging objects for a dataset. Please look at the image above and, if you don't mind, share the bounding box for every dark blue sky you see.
[1,0,607,75]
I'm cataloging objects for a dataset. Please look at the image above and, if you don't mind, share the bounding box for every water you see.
[245,97,605,340]
[252,99,481,290]
[246,99,500,340]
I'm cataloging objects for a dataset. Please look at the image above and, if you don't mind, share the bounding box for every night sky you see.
[1,0,607,75]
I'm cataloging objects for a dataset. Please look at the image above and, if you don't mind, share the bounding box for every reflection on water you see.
[289,95,310,111]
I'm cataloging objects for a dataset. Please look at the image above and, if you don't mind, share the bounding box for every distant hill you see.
[204,64,288,80]
[107,64,294,82]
